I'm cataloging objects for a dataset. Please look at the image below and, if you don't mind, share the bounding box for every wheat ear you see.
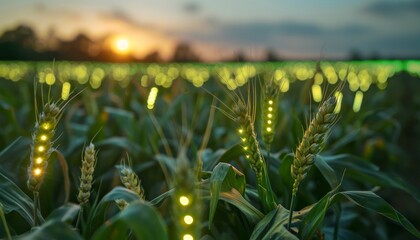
[27,103,61,192]
[261,79,280,151]
[77,143,96,205]
[288,95,337,231]
[116,165,145,210]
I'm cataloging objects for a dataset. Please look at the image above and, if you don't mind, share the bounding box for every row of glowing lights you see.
[32,123,51,177]
[179,196,194,240]
[266,100,274,133]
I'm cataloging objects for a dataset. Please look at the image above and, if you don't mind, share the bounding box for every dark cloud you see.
[364,0,420,16]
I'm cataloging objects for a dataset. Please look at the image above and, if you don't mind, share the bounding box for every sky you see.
[0,0,420,61]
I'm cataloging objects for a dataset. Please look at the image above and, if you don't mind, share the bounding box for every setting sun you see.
[114,38,130,54]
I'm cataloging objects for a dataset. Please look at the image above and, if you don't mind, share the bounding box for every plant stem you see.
[0,203,12,240]
[33,191,39,227]
[333,203,342,240]
[267,145,271,170]
[76,205,83,229]
[287,193,296,231]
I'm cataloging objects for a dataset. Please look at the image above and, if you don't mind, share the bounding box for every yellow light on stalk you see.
[268,107,273,112]
[266,127,272,132]
[38,146,45,152]
[61,82,71,100]
[241,138,246,142]
[334,91,343,114]
[184,215,194,225]
[183,234,193,240]
[243,146,248,150]
[311,84,322,103]
[40,135,47,141]
[267,120,272,124]
[268,100,273,105]
[42,123,50,130]
[35,157,43,164]
[268,114,272,118]
[179,196,190,206]
[238,129,244,134]
[34,168,42,176]
[246,155,250,159]
[353,91,363,113]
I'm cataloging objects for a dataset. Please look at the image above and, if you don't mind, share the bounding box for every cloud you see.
[364,0,420,16]
[171,20,372,46]
[183,2,200,14]
[99,9,151,30]
[31,3,81,20]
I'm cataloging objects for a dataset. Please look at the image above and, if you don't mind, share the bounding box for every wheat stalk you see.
[27,103,61,192]
[261,79,280,151]
[288,95,337,230]
[77,143,96,205]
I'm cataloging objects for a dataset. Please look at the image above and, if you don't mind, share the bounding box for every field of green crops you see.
[0,60,419,240]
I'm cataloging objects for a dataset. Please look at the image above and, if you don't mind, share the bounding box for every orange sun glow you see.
[114,38,130,54]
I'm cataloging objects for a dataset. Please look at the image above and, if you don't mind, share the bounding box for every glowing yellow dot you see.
[268,107,273,112]
[267,120,272,124]
[241,138,246,142]
[42,123,50,130]
[268,114,272,118]
[238,129,244,134]
[34,168,42,176]
[35,157,43,164]
[246,155,250,159]
[183,234,193,240]
[266,127,272,132]
[40,135,47,141]
[184,215,194,225]
[243,146,248,150]
[268,100,273,105]
[179,196,190,206]
[38,146,45,152]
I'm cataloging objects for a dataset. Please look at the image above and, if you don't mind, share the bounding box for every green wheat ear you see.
[261,78,280,152]
[116,164,145,210]
[291,95,337,195]
[27,102,61,192]
[77,143,97,205]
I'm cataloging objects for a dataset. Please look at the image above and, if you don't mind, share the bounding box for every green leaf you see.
[335,191,420,238]
[15,220,81,240]
[91,201,168,240]
[250,205,298,240]
[202,189,264,224]
[299,183,341,240]
[314,155,339,189]
[257,163,278,213]
[0,170,44,226]
[46,203,80,223]
[209,163,245,227]
[324,154,420,202]
[87,187,141,237]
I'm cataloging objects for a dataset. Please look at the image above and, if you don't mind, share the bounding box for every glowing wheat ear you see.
[27,103,61,192]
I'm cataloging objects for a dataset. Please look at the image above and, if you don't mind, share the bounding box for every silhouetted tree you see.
[171,43,200,62]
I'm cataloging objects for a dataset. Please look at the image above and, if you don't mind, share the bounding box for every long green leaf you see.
[250,205,298,240]
[209,162,245,228]
[335,191,420,238]
[91,201,168,240]
[15,220,81,240]
[46,203,80,223]
[0,170,44,226]
[323,154,420,202]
